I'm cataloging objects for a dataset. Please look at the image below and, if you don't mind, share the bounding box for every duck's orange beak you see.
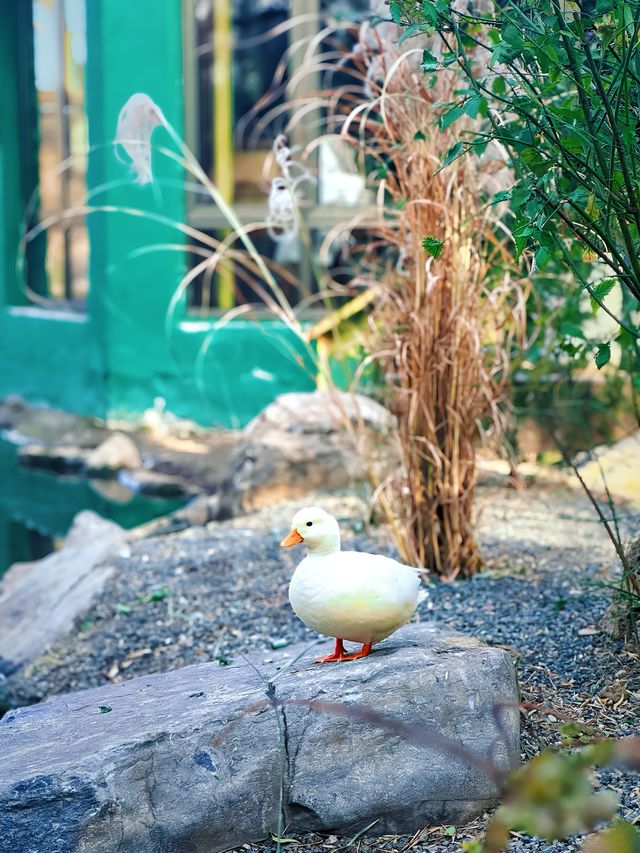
[281,528,304,548]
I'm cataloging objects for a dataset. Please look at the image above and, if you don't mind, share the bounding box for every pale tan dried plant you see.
[284,17,525,577]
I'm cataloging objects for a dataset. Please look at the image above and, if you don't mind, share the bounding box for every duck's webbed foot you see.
[343,642,373,660]
[314,639,373,663]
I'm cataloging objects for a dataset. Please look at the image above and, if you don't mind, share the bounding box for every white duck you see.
[281,506,422,663]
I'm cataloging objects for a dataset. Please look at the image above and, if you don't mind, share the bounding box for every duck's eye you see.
[306,521,313,527]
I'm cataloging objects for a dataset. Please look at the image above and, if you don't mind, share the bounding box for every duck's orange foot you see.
[314,639,373,663]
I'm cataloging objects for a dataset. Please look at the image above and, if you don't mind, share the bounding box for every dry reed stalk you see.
[289,19,522,577]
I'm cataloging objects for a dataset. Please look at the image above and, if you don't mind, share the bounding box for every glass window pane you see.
[193,0,289,202]
[31,0,88,305]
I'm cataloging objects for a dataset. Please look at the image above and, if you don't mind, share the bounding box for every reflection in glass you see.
[31,0,88,305]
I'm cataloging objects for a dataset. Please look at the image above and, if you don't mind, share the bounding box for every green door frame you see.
[0,2,105,416]
[85,0,316,427]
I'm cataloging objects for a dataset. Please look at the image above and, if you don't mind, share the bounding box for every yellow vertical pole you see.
[212,0,235,308]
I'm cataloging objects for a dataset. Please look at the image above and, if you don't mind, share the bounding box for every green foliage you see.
[473,739,640,852]
[595,342,612,369]
[397,0,640,342]
[584,821,640,853]
[422,235,445,258]
[143,586,169,604]
[486,744,619,849]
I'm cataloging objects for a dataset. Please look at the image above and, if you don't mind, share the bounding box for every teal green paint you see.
[0,437,185,575]
[161,319,317,428]
[0,3,27,306]
[0,4,106,415]
[0,0,321,427]
[85,0,190,419]
[0,309,105,415]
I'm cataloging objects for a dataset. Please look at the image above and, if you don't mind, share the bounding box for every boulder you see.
[576,431,640,506]
[0,624,519,852]
[220,391,395,516]
[86,433,142,474]
[0,511,127,676]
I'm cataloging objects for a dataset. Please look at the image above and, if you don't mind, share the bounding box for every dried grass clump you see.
[296,19,523,576]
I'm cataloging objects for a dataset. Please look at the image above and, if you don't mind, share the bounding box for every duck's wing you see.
[338,551,422,596]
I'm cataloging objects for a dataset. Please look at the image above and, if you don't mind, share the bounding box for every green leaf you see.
[616,328,636,348]
[521,147,553,176]
[560,321,586,339]
[585,192,599,220]
[489,42,520,67]
[586,822,640,853]
[422,236,444,259]
[590,279,615,313]
[145,586,169,603]
[470,138,488,157]
[492,76,506,96]
[419,2,439,26]
[464,94,485,118]
[99,705,112,714]
[399,23,425,43]
[116,602,132,615]
[534,246,552,269]
[389,1,403,24]
[595,342,611,369]
[440,104,465,130]
[413,129,426,141]
[443,141,464,166]
[492,189,512,204]
[502,24,525,49]
[421,48,439,71]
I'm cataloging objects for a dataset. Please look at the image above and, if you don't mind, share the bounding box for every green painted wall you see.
[0,2,106,417]
[0,0,318,428]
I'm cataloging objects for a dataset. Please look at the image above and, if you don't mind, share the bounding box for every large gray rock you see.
[220,391,395,516]
[0,624,519,852]
[0,511,127,675]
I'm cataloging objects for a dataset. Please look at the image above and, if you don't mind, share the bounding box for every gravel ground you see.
[7,482,640,852]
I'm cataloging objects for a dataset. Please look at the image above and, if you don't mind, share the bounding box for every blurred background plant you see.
[20,0,638,580]
[293,12,524,576]
[387,0,640,329]
[384,0,640,445]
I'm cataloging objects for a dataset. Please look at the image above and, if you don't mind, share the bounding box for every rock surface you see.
[220,391,395,516]
[0,511,127,676]
[86,432,142,473]
[576,430,640,506]
[0,624,519,852]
